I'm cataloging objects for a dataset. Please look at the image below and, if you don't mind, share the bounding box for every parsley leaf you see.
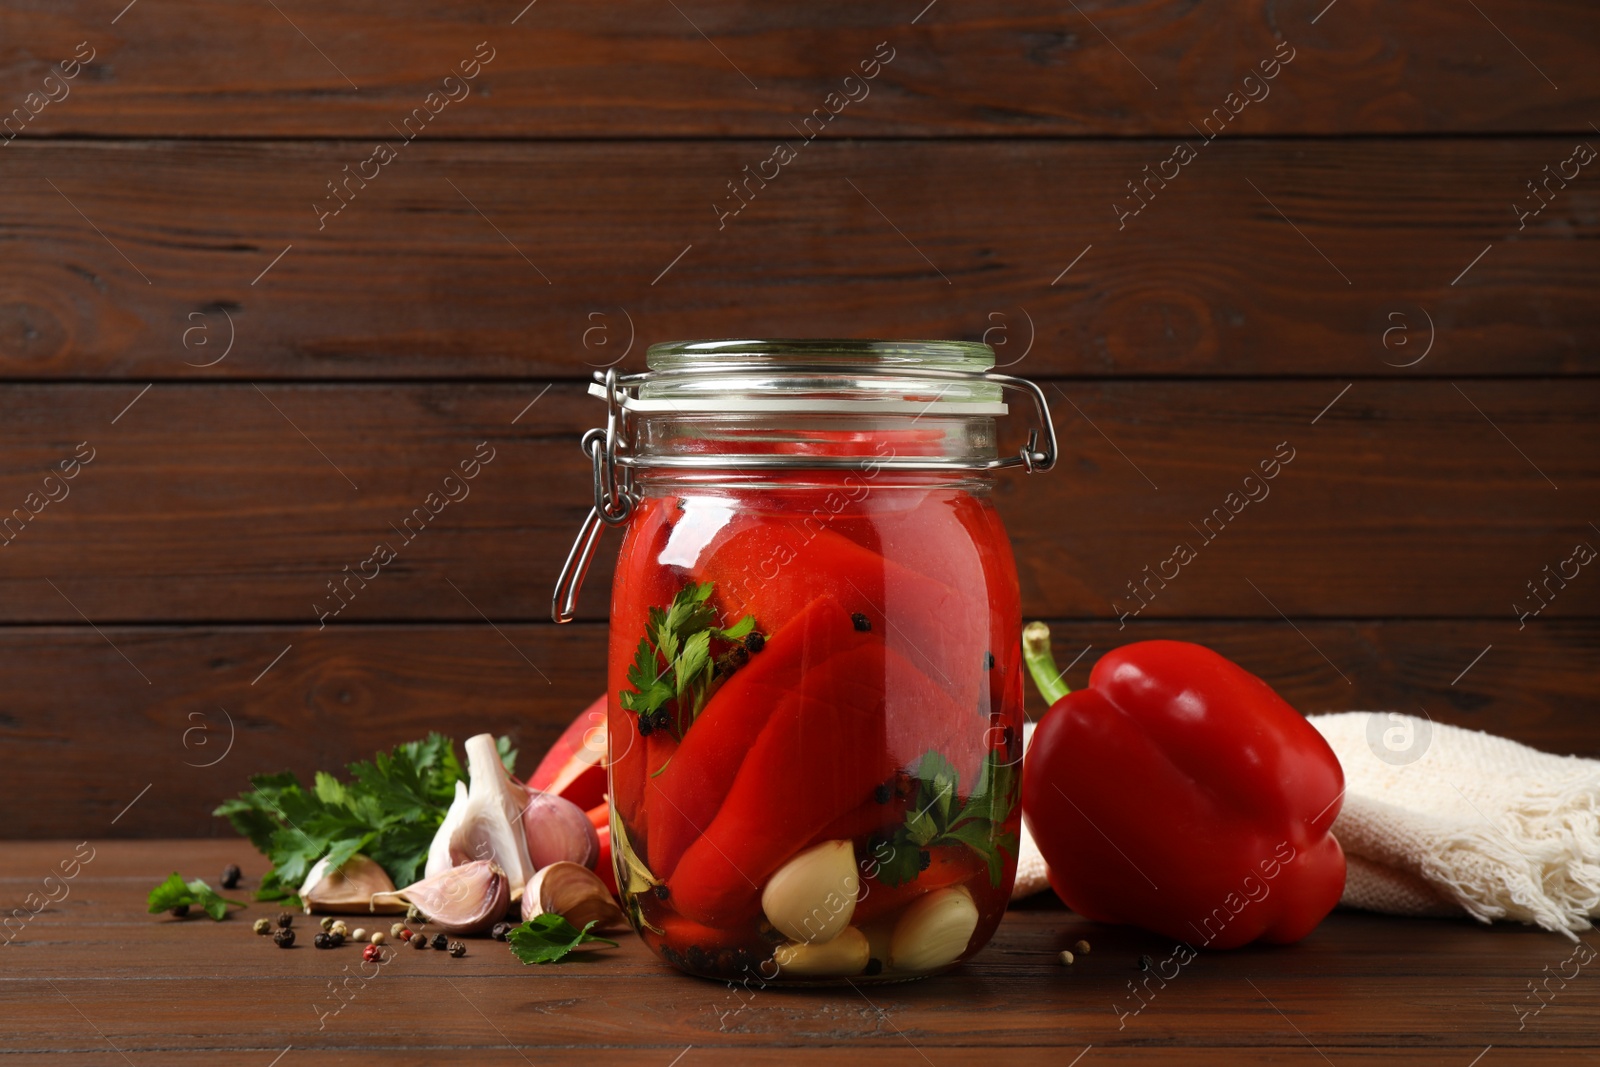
[213,733,514,901]
[872,837,926,889]
[146,872,246,920]
[716,614,757,642]
[506,915,619,964]
[874,747,1021,889]
[620,582,755,740]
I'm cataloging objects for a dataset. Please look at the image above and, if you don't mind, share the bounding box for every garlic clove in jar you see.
[521,789,600,871]
[444,734,537,900]
[888,885,979,973]
[773,926,870,978]
[425,779,469,879]
[369,860,510,935]
[298,853,403,914]
[761,839,859,944]
[521,861,626,931]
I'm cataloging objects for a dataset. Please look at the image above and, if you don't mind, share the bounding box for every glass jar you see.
[553,339,1055,984]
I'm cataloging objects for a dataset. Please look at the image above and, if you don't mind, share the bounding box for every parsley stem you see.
[1022,621,1071,705]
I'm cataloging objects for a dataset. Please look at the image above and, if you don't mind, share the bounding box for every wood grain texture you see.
[0,841,1593,1063]
[1,139,1597,379]
[0,381,1593,624]
[0,0,1594,971]
[1,2,1596,138]
[1,619,1593,838]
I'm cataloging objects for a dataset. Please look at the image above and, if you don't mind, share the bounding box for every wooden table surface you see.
[3,841,1594,1066]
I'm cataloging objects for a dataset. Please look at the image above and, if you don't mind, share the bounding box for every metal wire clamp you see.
[552,365,1056,622]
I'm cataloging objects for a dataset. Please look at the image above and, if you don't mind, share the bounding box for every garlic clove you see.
[446,734,537,901]
[521,789,601,871]
[425,779,469,879]
[521,861,627,931]
[298,853,403,915]
[888,885,979,973]
[369,859,510,935]
[761,840,859,944]
[773,926,870,978]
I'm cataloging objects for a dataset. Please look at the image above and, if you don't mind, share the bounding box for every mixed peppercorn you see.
[246,906,477,962]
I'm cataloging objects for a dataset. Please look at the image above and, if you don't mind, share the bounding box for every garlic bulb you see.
[436,733,537,900]
[298,853,403,914]
[761,840,858,944]
[370,860,510,935]
[425,779,469,879]
[773,926,870,977]
[521,861,626,931]
[521,790,600,871]
[888,886,979,973]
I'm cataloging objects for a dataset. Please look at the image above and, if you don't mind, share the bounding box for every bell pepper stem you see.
[1022,621,1071,705]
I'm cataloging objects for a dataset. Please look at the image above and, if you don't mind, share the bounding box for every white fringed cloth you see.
[1011,714,1600,941]
[1310,712,1599,939]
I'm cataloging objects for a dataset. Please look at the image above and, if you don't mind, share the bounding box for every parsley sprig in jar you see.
[554,339,1055,984]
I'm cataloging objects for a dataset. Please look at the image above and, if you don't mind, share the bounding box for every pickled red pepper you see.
[647,595,867,879]
[695,516,990,716]
[607,490,1023,969]
[666,634,985,926]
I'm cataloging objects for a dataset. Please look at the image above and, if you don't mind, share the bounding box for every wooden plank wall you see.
[1,1,1595,837]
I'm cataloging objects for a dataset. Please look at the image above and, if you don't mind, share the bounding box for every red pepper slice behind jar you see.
[1021,632,1346,949]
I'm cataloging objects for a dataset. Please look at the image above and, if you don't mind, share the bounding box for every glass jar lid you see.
[553,339,1058,622]
[593,339,1008,416]
[584,337,1055,481]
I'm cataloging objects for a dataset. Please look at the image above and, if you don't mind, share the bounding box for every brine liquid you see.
[607,483,1024,983]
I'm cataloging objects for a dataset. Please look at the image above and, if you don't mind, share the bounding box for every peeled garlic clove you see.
[773,926,870,978]
[370,860,509,935]
[446,734,537,901]
[298,853,402,914]
[762,839,859,944]
[888,886,979,973]
[521,861,626,931]
[521,790,600,871]
[425,779,469,879]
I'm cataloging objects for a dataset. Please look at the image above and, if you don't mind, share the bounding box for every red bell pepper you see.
[1021,627,1346,949]
[526,695,610,811]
